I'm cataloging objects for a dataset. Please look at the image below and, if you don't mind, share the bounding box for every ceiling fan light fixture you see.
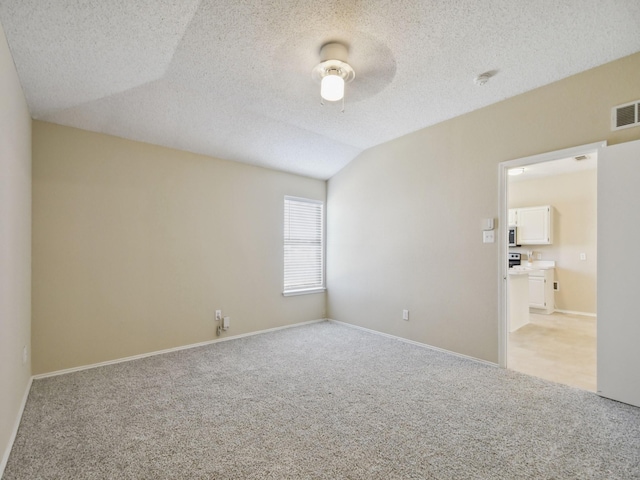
[312,42,355,104]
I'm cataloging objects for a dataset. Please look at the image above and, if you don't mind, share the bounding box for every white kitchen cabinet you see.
[508,208,518,227]
[516,205,553,245]
[528,269,555,314]
[509,272,530,332]
[529,276,546,309]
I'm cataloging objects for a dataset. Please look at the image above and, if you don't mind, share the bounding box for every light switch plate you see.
[483,230,495,243]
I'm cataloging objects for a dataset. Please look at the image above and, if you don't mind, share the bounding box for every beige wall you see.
[32,122,326,374]
[327,52,640,363]
[509,170,597,314]
[0,24,32,470]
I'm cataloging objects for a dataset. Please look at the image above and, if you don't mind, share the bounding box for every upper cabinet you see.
[509,205,554,245]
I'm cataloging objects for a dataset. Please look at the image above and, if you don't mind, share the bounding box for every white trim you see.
[554,309,597,318]
[0,376,33,478]
[328,319,498,368]
[500,141,607,169]
[498,141,606,369]
[283,195,323,205]
[33,319,327,380]
[498,158,509,368]
[282,287,326,296]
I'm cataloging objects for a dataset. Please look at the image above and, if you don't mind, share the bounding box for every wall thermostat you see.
[482,218,495,231]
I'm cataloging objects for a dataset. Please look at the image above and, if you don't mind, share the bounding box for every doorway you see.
[499,142,603,391]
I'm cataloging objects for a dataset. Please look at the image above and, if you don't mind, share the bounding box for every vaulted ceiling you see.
[1,1,640,179]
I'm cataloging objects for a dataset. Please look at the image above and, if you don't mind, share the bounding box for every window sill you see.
[282,287,326,297]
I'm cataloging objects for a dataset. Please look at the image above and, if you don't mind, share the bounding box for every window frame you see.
[283,195,326,296]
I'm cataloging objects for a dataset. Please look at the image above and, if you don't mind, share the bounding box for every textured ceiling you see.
[1,1,640,179]
[509,154,597,183]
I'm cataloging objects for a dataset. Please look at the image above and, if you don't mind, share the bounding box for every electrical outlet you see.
[580,253,587,261]
[402,309,409,321]
[223,316,230,330]
[215,310,222,321]
[536,253,542,260]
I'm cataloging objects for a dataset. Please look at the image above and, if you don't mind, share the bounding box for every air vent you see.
[612,100,640,130]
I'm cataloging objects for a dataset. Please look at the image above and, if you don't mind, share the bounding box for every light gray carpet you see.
[4,322,640,479]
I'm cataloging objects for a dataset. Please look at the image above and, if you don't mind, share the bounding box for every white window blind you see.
[284,196,324,295]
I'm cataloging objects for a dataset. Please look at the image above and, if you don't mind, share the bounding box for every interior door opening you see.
[499,142,602,392]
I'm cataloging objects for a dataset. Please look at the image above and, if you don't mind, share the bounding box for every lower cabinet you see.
[529,269,554,314]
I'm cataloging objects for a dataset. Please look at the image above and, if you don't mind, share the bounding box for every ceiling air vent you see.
[612,100,640,131]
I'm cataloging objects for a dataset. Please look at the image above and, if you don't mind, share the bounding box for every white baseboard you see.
[33,319,327,380]
[328,319,498,367]
[0,376,33,478]
[554,309,597,318]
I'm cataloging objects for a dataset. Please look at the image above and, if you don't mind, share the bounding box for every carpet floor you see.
[4,322,640,479]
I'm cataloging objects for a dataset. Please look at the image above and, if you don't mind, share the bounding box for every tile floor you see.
[508,311,596,392]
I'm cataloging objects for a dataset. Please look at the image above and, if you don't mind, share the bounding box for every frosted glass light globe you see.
[321,74,345,102]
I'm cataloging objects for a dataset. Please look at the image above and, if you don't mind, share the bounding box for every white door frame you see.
[497,141,606,368]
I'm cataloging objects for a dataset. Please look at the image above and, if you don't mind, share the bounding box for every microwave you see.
[508,227,519,247]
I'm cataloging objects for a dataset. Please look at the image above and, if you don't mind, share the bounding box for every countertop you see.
[508,269,532,276]
[508,260,555,276]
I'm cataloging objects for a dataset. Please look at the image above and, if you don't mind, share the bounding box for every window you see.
[283,196,325,295]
